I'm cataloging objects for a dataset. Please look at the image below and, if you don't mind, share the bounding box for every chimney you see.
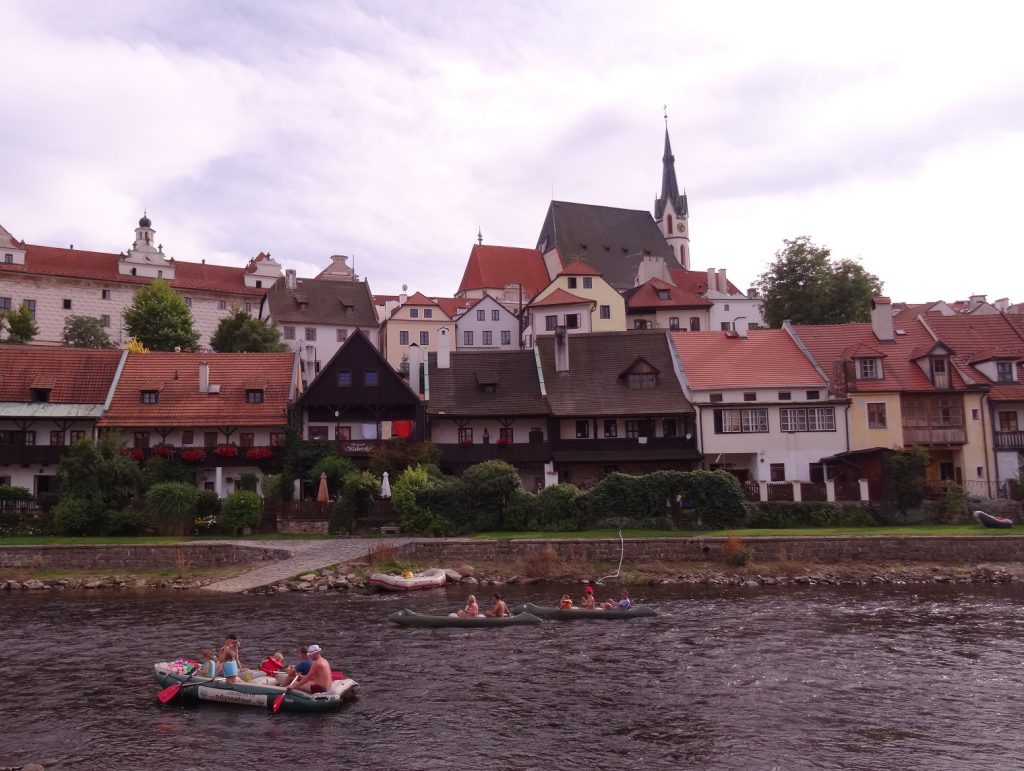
[399,284,408,305]
[733,317,749,339]
[706,268,715,294]
[717,269,728,293]
[285,269,297,289]
[437,327,450,369]
[304,345,316,383]
[554,325,569,373]
[968,294,986,311]
[198,362,209,393]
[871,297,894,342]
[407,343,421,394]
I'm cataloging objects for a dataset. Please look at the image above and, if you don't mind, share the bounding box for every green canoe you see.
[154,663,358,713]
[509,602,658,620]
[388,608,542,628]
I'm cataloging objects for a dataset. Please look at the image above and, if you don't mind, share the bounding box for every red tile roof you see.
[0,347,123,403]
[671,330,825,390]
[527,288,594,309]
[0,243,265,296]
[457,244,550,297]
[436,297,473,318]
[401,291,439,307]
[556,260,603,276]
[98,352,296,427]
[626,277,712,310]
[672,268,741,295]
[924,314,1024,400]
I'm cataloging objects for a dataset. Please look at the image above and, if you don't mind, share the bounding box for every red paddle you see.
[273,689,288,713]
[157,682,183,703]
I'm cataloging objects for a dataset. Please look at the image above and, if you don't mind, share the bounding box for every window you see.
[364,370,379,386]
[399,330,409,345]
[669,317,680,330]
[857,358,881,379]
[308,426,328,441]
[246,389,264,404]
[269,433,283,447]
[256,280,262,289]
[464,331,474,346]
[50,431,65,446]
[335,426,351,441]
[181,430,194,445]
[634,320,649,330]
[710,393,723,403]
[603,420,617,438]
[30,388,50,403]
[600,305,611,319]
[184,296,192,307]
[501,330,511,345]
[999,411,1019,432]
[625,420,641,438]
[583,277,593,289]
[336,329,348,343]
[566,314,580,329]
[997,362,1015,383]
[24,431,35,446]
[482,331,492,345]
[714,408,769,433]
[806,390,820,400]
[141,390,159,404]
[458,427,473,444]
[496,427,513,443]
[743,392,756,401]
[337,370,352,387]
[657,289,670,301]
[770,463,786,482]
[780,407,836,432]
[69,430,85,444]
[204,432,218,447]
[419,331,429,346]
[131,268,137,276]
[100,315,111,327]
[423,309,432,318]
[25,300,36,320]
[3,253,12,264]
[243,303,252,315]
[575,420,590,438]
[409,308,419,318]
[627,372,656,388]
[218,300,227,310]
[234,433,252,448]
[0,297,10,310]
[304,327,316,341]
[63,299,72,310]
[157,270,163,279]
[663,419,677,437]
[477,309,486,321]
[492,310,500,321]
[545,315,557,331]
[133,432,150,449]
[567,277,578,289]
[283,326,295,340]
[724,304,730,312]
[689,317,700,331]
[972,408,980,420]
[868,403,887,429]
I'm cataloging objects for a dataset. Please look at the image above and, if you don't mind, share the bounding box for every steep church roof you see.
[654,128,688,221]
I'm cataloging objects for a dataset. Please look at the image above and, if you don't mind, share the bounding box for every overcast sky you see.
[2,1,1022,304]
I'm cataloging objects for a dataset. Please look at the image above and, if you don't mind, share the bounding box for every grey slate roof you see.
[265,276,379,328]
[426,350,548,417]
[535,201,681,291]
[536,330,694,416]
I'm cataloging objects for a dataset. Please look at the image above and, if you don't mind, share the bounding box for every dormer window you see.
[857,358,882,379]
[627,373,656,388]
[410,308,419,318]
[141,390,159,404]
[657,290,670,301]
[567,277,578,289]
[996,362,1015,383]
[583,277,593,289]
[930,357,950,388]
[423,308,432,318]
[31,388,51,403]
[246,389,264,404]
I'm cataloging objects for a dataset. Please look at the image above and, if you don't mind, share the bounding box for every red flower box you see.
[121,448,144,461]
[154,446,176,458]
[496,437,511,446]
[460,439,473,446]
[181,449,207,463]
[214,444,239,458]
[246,447,273,461]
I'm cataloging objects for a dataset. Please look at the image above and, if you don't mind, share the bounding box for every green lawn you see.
[0,533,336,546]
[474,524,1012,539]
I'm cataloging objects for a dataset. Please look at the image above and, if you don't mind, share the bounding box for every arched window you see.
[667,214,673,234]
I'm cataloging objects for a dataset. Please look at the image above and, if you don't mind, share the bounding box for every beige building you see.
[379,291,457,371]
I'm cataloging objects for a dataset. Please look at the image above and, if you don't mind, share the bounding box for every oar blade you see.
[157,683,181,703]
[273,692,287,713]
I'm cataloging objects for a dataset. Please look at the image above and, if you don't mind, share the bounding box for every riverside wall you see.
[400,536,1024,564]
[0,544,289,571]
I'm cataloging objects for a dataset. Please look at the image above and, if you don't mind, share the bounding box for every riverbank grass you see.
[474,524,1011,539]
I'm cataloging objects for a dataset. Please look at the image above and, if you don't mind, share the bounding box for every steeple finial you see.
[663,104,668,127]
[477,226,483,246]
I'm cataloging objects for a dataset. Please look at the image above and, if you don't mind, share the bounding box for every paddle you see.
[273,675,297,713]
[157,671,201,703]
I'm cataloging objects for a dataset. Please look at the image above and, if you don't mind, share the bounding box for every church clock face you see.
[676,222,686,234]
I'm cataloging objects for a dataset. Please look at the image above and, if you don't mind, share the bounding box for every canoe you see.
[369,567,448,591]
[154,662,358,713]
[974,510,1014,529]
[387,608,542,628]
[509,602,658,620]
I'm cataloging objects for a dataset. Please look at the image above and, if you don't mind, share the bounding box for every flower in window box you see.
[121,447,145,461]
[460,439,473,446]
[246,446,273,461]
[181,448,208,463]
[214,444,239,458]
[496,437,511,446]
[154,445,176,458]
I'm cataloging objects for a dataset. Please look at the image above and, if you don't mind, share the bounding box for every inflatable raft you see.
[369,567,448,591]
[154,662,358,713]
[387,608,542,628]
[974,510,1014,528]
[510,602,658,620]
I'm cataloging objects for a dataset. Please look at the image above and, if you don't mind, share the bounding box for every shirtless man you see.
[484,592,510,617]
[288,644,332,694]
[580,585,596,609]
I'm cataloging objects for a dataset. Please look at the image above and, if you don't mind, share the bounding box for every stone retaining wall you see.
[0,544,289,571]
[401,536,1024,564]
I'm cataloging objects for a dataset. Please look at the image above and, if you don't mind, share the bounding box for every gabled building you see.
[454,295,521,351]
[378,291,457,371]
[525,261,624,339]
[0,217,282,347]
[536,329,700,487]
[0,346,125,494]
[624,276,711,332]
[524,288,595,344]
[456,242,549,310]
[97,351,301,496]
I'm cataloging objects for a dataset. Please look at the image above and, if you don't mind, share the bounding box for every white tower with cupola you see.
[653,122,690,269]
[119,212,175,279]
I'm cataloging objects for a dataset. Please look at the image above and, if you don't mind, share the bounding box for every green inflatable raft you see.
[509,602,658,620]
[388,608,542,628]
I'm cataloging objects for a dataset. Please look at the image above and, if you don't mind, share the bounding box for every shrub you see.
[884,446,930,516]
[332,471,378,534]
[52,496,94,536]
[141,455,195,489]
[368,440,441,479]
[219,490,262,535]
[746,502,877,528]
[504,489,539,531]
[146,482,199,536]
[104,504,151,536]
[461,460,521,531]
[238,472,259,493]
[311,455,356,499]
[533,484,584,531]
[260,473,284,501]
[940,480,967,523]
[421,477,468,534]
[393,465,448,535]
[55,435,142,535]
[0,484,31,502]
[722,533,753,567]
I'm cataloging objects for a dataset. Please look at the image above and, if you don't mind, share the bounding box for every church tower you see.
[654,124,690,269]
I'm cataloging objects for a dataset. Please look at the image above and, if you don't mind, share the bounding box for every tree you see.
[210,307,289,353]
[62,315,114,348]
[754,237,884,328]
[2,303,38,344]
[123,278,199,351]
[53,434,142,534]
[461,460,522,531]
[884,446,930,518]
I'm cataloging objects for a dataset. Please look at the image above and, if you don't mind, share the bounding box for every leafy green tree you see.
[53,434,142,534]
[210,307,289,352]
[884,446,930,517]
[461,460,522,531]
[311,455,356,498]
[123,278,199,351]
[146,482,199,536]
[393,464,448,535]
[2,303,39,344]
[754,236,884,327]
[61,315,114,348]
[332,470,379,534]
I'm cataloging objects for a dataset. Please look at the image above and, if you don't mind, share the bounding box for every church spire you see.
[654,114,690,270]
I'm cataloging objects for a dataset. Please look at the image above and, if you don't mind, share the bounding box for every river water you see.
[2,582,1024,770]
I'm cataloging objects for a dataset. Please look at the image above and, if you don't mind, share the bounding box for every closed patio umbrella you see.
[381,471,391,499]
[316,472,330,503]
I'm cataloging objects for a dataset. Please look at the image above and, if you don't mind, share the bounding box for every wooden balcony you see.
[551,436,700,462]
[994,431,1024,450]
[0,445,68,466]
[437,442,551,466]
[132,445,285,467]
[902,427,966,445]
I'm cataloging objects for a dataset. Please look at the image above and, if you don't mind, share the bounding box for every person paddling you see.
[287,644,332,694]
[580,586,596,609]
[484,592,510,617]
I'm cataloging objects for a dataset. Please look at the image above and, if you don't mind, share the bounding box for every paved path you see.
[201,537,416,593]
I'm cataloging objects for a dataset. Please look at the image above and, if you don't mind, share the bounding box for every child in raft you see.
[260,651,285,675]
[559,594,573,609]
[197,649,217,678]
